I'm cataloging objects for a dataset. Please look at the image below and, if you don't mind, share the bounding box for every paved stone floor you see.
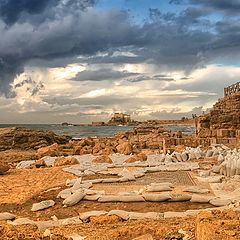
[111,171,197,186]
[92,171,199,194]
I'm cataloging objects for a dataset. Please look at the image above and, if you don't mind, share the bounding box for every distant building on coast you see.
[108,113,132,125]
[91,121,105,126]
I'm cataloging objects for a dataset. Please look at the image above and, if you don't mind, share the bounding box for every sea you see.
[0,124,195,139]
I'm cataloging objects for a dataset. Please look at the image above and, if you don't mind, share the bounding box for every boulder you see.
[0,212,16,220]
[54,156,79,166]
[31,200,55,211]
[80,146,93,155]
[116,141,133,155]
[0,160,10,175]
[63,190,85,207]
[37,143,59,159]
[92,155,113,164]
[125,153,147,163]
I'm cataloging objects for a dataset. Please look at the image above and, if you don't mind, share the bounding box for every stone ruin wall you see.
[197,82,240,147]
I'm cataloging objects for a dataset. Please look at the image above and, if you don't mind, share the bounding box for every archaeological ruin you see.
[197,82,240,147]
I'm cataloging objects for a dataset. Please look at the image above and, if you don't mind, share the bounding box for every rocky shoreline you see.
[0,85,240,240]
[0,124,239,239]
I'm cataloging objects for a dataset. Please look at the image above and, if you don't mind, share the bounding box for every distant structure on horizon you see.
[108,113,132,125]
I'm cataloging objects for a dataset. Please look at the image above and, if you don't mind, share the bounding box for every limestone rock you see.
[92,155,113,164]
[116,141,133,155]
[125,153,147,163]
[168,194,192,202]
[37,143,59,158]
[142,193,171,202]
[9,218,35,226]
[145,185,172,192]
[190,195,214,203]
[31,200,55,211]
[54,156,79,166]
[209,198,232,207]
[183,186,210,194]
[108,210,129,220]
[0,212,16,220]
[63,190,85,207]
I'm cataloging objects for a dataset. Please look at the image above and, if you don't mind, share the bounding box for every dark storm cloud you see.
[0,5,138,96]
[0,0,58,25]
[0,0,240,97]
[0,0,96,25]
[0,57,23,97]
[190,0,240,15]
[72,69,138,81]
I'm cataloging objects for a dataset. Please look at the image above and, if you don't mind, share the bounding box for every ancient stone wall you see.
[197,83,240,146]
[210,93,240,129]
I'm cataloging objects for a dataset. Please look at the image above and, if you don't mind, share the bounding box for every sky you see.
[0,0,240,124]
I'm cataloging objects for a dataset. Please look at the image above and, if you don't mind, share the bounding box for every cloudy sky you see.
[0,0,240,123]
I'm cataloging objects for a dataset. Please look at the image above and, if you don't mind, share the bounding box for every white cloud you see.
[0,63,239,123]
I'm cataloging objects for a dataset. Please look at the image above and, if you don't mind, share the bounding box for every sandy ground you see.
[0,167,212,221]
[0,167,75,204]
[0,159,239,240]
[0,166,201,239]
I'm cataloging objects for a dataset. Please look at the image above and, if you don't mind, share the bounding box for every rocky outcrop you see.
[0,127,70,151]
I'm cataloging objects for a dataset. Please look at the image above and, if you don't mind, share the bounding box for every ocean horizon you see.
[0,124,195,139]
